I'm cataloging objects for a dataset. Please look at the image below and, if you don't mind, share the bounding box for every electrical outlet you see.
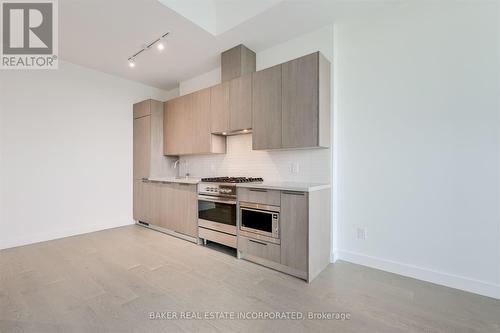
[290,162,300,174]
[356,228,367,240]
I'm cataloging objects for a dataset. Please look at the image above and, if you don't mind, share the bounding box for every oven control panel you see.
[198,183,236,197]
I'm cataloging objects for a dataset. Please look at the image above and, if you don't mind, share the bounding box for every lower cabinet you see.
[133,180,198,240]
[133,179,151,223]
[237,188,331,282]
[172,183,198,238]
[280,191,308,273]
[239,236,281,264]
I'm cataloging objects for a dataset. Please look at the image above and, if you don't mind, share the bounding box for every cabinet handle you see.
[249,189,267,193]
[179,183,192,186]
[282,191,305,196]
[249,239,268,246]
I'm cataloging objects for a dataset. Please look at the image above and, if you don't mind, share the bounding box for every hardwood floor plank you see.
[1,225,499,333]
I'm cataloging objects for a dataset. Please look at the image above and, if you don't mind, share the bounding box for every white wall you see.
[334,1,500,298]
[178,25,334,185]
[0,61,173,250]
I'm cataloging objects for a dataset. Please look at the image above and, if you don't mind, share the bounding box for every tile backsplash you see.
[179,134,331,183]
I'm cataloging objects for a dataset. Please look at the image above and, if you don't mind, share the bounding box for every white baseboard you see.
[0,221,135,250]
[330,250,339,263]
[337,250,500,300]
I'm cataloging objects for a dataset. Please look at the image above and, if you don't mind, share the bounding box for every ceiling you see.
[157,0,285,36]
[60,0,396,90]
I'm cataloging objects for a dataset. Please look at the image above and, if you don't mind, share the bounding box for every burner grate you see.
[201,177,264,183]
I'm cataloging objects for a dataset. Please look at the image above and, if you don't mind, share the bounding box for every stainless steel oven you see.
[197,178,265,249]
[239,202,280,241]
[198,194,237,235]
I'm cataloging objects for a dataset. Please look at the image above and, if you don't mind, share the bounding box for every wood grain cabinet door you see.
[133,116,151,179]
[229,74,252,131]
[164,98,179,155]
[280,191,308,273]
[133,180,153,223]
[164,96,191,155]
[149,182,162,226]
[282,53,319,148]
[157,182,174,230]
[252,65,282,150]
[190,88,212,154]
[210,82,230,134]
[175,184,198,238]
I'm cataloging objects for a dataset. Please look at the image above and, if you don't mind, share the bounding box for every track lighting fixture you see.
[127,32,170,68]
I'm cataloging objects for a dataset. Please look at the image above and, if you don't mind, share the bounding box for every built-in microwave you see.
[239,202,280,242]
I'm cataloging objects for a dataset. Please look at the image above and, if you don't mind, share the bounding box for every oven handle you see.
[198,195,236,205]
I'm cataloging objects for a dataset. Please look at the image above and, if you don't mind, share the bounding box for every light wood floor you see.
[1,225,499,333]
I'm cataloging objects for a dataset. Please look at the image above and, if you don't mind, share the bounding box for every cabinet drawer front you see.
[239,236,280,263]
[199,227,236,248]
[237,188,280,206]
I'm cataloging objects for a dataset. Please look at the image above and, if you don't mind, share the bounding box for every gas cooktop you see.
[201,177,264,184]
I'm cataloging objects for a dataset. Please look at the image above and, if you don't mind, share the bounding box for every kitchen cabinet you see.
[133,115,151,180]
[173,183,198,238]
[237,187,331,282]
[164,89,226,156]
[210,82,230,134]
[252,64,282,150]
[281,52,330,149]
[239,236,281,264]
[221,44,256,83]
[133,99,169,179]
[164,97,189,155]
[251,52,330,150]
[133,99,151,119]
[280,191,308,273]
[133,179,152,223]
[209,74,252,134]
[229,74,252,131]
[135,180,198,240]
[237,187,280,206]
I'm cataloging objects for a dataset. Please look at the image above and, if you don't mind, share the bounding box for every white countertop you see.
[236,181,330,192]
[146,177,201,185]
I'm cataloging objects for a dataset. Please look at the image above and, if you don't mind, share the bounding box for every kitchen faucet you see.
[173,159,190,178]
[173,159,180,169]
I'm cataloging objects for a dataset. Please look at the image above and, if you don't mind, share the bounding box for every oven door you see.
[198,195,237,235]
[240,203,280,239]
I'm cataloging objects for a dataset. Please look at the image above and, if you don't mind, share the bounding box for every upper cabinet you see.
[209,75,253,134]
[133,99,169,179]
[162,50,330,155]
[252,52,330,150]
[164,89,226,156]
[210,82,230,134]
[229,74,252,131]
[252,64,282,150]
